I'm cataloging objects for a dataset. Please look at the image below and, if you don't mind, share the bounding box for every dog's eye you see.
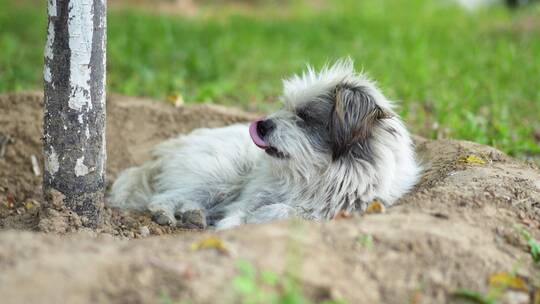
[296,110,308,121]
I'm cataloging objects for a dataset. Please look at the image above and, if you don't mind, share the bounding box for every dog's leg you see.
[174,200,207,229]
[215,203,297,229]
[148,202,176,226]
[147,200,177,226]
[214,211,246,230]
[108,161,160,211]
[147,192,193,226]
[246,203,297,224]
[148,191,208,228]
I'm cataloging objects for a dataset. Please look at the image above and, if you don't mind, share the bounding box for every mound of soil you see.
[0,92,539,304]
[0,92,256,236]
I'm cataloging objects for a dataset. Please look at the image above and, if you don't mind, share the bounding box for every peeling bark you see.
[43,0,107,227]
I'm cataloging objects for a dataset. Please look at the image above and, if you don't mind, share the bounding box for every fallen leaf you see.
[166,94,184,107]
[191,236,229,255]
[24,201,35,210]
[365,200,385,214]
[488,272,527,291]
[458,154,486,165]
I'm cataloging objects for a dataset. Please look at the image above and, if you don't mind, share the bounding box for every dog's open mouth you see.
[249,121,288,159]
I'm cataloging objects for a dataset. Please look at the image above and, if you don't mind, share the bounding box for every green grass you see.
[1,0,539,157]
[233,260,346,304]
[515,225,540,263]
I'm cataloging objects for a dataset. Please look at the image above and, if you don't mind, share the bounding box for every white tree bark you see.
[43,0,107,227]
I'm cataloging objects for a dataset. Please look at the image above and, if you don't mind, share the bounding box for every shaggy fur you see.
[108,59,420,229]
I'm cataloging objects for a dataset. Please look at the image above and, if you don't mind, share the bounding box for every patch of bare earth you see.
[0,92,539,304]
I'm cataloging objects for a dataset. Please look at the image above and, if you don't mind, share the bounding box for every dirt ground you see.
[1,92,540,304]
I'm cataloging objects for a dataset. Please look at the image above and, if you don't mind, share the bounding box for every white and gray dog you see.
[108,59,420,229]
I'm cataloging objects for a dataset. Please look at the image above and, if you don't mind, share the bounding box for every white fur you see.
[108,59,420,229]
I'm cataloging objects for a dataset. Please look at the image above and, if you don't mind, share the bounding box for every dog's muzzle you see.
[249,119,287,159]
[249,119,275,149]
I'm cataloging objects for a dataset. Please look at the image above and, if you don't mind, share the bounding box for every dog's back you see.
[108,160,161,211]
[107,124,262,216]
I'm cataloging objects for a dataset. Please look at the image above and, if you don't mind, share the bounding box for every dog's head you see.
[249,59,400,174]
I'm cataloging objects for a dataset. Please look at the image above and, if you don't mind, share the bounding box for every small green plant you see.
[233,260,275,304]
[451,227,540,303]
[357,234,374,250]
[233,260,347,304]
[451,261,529,304]
[515,225,540,263]
[451,275,513,304]
[159,291,191,304]
[451,289,497,304]
[159,292,175,304]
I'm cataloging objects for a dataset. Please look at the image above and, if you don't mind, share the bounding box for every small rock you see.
[151,226,164,235]
[122,216,138,229]
[80,216,89,226]
[502,290,530,304]
[139,226,150,237]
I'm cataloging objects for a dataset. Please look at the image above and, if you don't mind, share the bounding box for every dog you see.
[108,59,420,229]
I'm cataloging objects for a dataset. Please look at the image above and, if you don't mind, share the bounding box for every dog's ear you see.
[329,86,392,160]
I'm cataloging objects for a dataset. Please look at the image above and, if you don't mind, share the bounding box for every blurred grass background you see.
[0,0,539,159]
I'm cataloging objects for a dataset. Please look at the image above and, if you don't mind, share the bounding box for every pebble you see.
[151,226,164,235]
[502,290,530,304]
[139,226,150,237]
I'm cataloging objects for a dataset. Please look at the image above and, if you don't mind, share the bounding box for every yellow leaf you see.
[191,236,229,255]
[458,155,486,165]
[488,272,527,291]
[24,201,34,210]
[166,94,184,107]
[365,200,385,214]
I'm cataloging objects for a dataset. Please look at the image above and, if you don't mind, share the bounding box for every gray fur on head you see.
[107,59,421,229]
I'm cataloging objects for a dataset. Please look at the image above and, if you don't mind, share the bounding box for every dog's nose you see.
[256,119,275,138]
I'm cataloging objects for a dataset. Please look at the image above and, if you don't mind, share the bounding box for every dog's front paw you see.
[175,209,207,230]
[215,213,244,230]
[149,208,176,226]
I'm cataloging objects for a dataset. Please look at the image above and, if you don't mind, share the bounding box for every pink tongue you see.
[249,120,269,149]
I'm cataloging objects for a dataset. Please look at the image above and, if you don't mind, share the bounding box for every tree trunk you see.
[43,0,107,228]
